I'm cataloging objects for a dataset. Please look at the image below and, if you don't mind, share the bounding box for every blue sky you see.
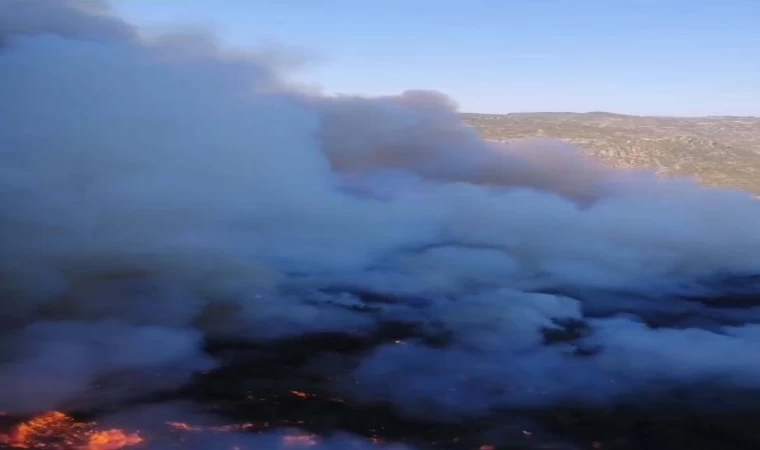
[114,0,760,116]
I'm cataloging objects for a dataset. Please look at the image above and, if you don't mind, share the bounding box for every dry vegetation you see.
[463,112,760,194]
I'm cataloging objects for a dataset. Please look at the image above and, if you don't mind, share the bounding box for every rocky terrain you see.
[463,112,760,195]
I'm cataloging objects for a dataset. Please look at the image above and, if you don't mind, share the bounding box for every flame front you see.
[0,412,142,450]
[86,430,143,450]
[1,413,394,449]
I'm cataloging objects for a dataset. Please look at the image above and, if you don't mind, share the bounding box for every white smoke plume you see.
[2,0,760,426]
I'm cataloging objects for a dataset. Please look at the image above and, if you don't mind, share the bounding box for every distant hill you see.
[462,112,760,194]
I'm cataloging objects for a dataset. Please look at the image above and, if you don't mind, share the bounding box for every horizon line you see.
[459,110,760,120]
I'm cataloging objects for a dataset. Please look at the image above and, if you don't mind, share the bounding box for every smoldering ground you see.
[3,1,760,449]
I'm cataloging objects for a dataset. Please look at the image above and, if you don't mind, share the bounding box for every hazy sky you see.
[114,0,760,116]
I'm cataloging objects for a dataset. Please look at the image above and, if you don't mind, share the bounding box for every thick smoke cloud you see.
[2,0,760,425]
[0,0,135,43]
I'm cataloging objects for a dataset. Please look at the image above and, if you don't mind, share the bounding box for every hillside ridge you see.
[462,112,760,194]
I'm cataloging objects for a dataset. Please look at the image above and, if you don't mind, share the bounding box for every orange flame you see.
[1,413,359,450]
[0,412,142,450]
[86,430,143,450]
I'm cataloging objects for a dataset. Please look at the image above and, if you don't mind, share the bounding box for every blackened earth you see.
[5,283,760,450]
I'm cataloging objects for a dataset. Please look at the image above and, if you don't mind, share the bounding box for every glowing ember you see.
[166,421,259,433]
[166,422,203,432]
[167,423,318,447]
[0,412,142,450]
[167,421,325,447]
[289,391,315,399]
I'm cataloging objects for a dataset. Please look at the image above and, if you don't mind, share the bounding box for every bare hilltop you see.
[463,112,760,194]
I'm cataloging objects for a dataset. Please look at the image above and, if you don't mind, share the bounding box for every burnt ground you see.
[5,285,760,450]
[4,330,760,450]
[151,325,760,450]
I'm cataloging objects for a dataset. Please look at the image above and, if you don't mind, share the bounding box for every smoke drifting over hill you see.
[3,1,760,446]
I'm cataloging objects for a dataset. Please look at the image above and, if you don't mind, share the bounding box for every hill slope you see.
[463,112,760,194]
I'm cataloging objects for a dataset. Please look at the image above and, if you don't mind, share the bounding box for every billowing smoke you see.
[3,0,760,435]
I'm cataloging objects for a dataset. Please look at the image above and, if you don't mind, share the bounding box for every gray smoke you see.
[3,0,760,423]
[0,0,134,43]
